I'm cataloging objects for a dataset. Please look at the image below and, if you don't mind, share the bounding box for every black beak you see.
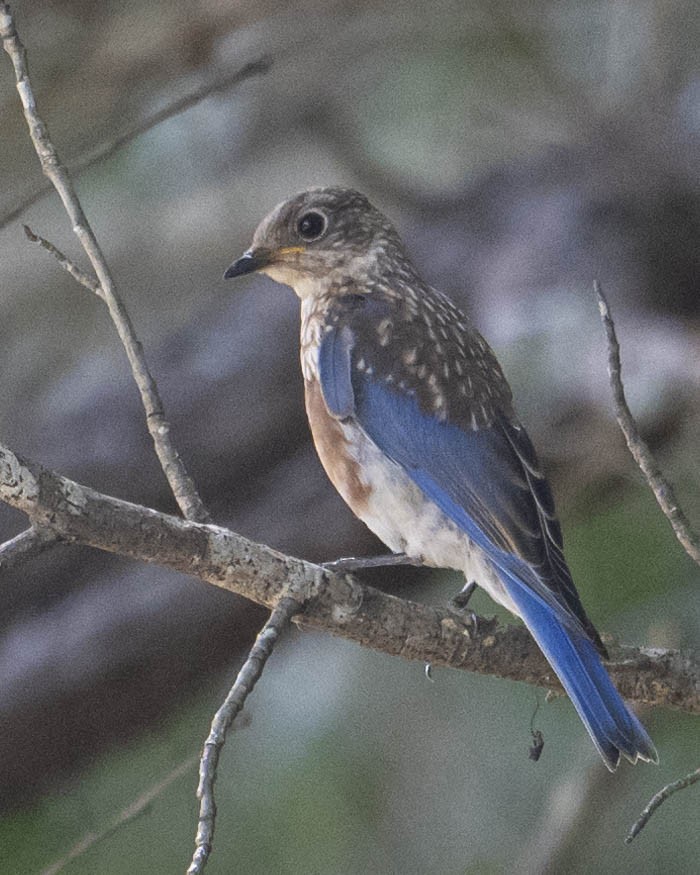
[223,248,271,279]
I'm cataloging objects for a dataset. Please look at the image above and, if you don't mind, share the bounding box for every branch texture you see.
[1,4,209,524]
[1,441,697,713]
[595,282,700,565]
[0,525,61,573]
[626,765,700,844]
[188,596,303,875]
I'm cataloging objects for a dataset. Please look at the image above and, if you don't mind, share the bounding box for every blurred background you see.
[0,1,698,873]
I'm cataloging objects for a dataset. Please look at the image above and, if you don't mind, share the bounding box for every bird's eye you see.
[296,211,327,241]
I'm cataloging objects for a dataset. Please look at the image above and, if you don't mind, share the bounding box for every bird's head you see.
[224,187,409,299]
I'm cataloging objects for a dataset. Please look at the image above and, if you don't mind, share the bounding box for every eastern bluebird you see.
[225,187,657,771]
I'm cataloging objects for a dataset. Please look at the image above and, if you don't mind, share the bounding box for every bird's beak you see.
[224,248,272,279]
[224,245,306,280]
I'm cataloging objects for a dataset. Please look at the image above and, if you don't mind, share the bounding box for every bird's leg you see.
[449,580,479,636]
[427,582,479,679]
[451,580,477,609]
[322,553,422,573]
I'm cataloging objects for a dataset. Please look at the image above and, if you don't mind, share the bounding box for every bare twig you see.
[0,4,209,524]
[1,440,697,712]
[188,596,303,874]
[23,225,102,295]
[595,283,700,838]
[595,281,700,565]
[626,766,700,844]
[41,754,199,875]
[0,524,60,572]
[0,57,271,232]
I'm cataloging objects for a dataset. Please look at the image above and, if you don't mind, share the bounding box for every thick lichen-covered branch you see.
[1,441,697,714]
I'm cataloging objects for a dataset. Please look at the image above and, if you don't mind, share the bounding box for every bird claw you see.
[448,581,479,637]
[451,580,477,609]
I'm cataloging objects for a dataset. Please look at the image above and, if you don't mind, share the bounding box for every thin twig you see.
[596,283,700,843]
[595,281,700,565]
[625,766,700,844]
[0,57,271,232]
[188,595,304,874]
[0,524,60,572]
[41,754,199,875]
[0,4,209,524]
[23,225,102,296]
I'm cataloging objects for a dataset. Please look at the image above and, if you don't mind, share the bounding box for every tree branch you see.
[1,440,697,713]
[0,57,271,233]
[626,766,700,844]
[595,282,700,839]
[23,225,102,295]
[188,596,303,875]
[41,755,199,875]
[0,524,61,573]
[0,3,209,524]
[595,281,700,565]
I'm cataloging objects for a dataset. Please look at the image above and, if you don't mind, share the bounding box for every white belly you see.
[333,416,519,616]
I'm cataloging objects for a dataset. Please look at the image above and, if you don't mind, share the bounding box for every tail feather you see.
[506,578,658,770]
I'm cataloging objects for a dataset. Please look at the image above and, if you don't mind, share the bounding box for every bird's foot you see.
[448,580,479,637]
[322,553,422,573]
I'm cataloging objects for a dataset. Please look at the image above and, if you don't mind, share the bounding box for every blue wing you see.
[317,324,355,418]
[318,325,657,770]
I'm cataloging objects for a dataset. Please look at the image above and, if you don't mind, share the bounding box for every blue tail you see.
[506,579,658,770]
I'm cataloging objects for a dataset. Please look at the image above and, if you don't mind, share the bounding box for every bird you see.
[224,187,658,771]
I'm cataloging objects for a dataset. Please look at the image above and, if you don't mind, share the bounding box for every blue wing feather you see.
[318,324,657,768]
[318,324,355,418]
